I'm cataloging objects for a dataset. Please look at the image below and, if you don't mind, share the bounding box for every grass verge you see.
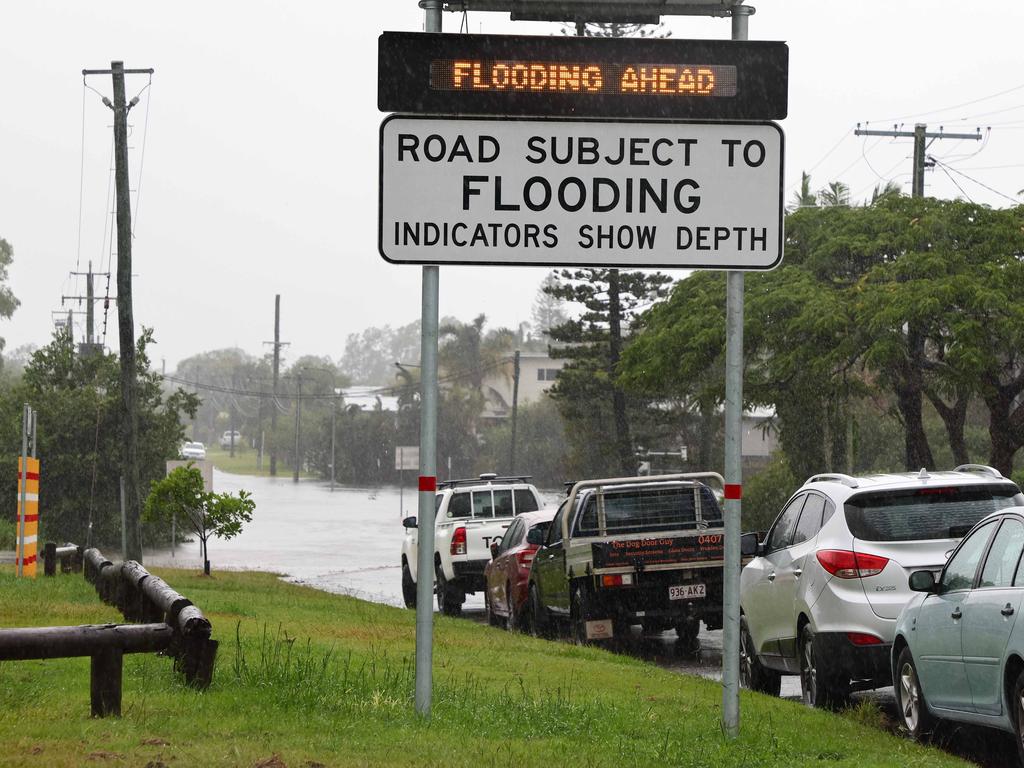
[0,567,970,768]
[203,446,314,479]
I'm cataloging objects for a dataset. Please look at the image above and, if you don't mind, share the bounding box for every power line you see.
[131,75,152,236]
[865,81,1024,124]
[929,157,1020,205]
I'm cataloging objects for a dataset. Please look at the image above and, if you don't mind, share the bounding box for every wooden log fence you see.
[0,548,217,717]
[0,623,172,716]
[42,542,84,576]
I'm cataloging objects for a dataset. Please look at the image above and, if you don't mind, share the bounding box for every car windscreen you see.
[845,484,1024,542]
[574,484,723,536]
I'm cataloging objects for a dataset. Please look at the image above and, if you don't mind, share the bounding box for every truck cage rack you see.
[437,473,533,490]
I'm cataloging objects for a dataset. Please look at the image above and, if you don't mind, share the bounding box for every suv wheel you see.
[799,624,848,709]
[435,565,463,617]
[401,560,416,609]
[740,615,781,696]
[895,645,934,739]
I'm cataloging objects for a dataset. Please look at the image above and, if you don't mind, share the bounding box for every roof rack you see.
[807,473,860,489]
[437,474,533,490]
[953,464,1004,479]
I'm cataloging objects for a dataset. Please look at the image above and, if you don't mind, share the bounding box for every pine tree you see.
[545,268,671,476]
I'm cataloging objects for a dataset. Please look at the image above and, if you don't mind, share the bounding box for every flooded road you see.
[143,470,1014,767]
[147,471,417,605]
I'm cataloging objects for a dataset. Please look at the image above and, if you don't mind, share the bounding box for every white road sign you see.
[379,115,783,270]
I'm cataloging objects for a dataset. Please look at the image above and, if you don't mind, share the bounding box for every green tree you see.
[546,268,671,476]
[0,327,197,546]
[789,171,817,211]
[0,238,20,360]
[340,319,421,386]
[143,464,254,575]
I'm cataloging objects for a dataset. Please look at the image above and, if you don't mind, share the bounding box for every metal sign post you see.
[413,1,442,721]
[721,3,752,741]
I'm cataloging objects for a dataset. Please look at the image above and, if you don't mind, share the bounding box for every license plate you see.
[669,583,706,600]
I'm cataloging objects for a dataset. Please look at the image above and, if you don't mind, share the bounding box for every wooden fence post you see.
[90,647,123,717]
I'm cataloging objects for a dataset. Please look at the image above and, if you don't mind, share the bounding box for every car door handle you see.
[767,572,776,582]
[793,568,803,579]
[1002,604,1015,617]
[951,607,962,619]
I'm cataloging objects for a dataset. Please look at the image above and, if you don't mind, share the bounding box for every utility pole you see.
[264,295,289,476]
[83,61,153,563]
[509,350,520,474]
[853,123,982,198]
[293,372,303,483]
[229,370,238,458]
[64,262,111,355]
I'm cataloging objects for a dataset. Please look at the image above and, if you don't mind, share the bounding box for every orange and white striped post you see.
[16,456,40,577]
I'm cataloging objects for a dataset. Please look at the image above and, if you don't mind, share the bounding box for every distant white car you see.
[180,441,207,460]
[219,431,242,450]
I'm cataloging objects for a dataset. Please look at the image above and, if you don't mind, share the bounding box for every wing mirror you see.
[402,515,417,529]
[489,542,499,559]
[908,570,937,593]
[740,532,762,557]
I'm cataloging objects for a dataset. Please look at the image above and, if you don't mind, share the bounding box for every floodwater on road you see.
[146,470,419,606]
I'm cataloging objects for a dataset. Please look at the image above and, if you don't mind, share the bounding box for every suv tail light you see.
[816,549,889,579]
[846,632,883,646]
[451,526,467,556]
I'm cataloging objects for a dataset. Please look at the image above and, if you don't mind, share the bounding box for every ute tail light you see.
[450,526,467,556]
[816,549,889,579]
[600,573,634,587]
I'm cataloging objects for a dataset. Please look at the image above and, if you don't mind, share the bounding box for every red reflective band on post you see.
[724,484,742,500]
[419,476,436,492]
[19,472,39,481]
[20,514,38,523]
[17,555,36,565]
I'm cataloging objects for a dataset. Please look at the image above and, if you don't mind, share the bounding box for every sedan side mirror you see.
[908,570,936,593]
[526,528,546,546]
[740,531,762,557]
[489,542,499,559]
[402,515,417,529]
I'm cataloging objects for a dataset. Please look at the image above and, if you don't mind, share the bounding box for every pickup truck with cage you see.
[527,473,725,651]
[401,473,543,616]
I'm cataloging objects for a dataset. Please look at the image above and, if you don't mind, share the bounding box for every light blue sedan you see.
[893,506,1024,762]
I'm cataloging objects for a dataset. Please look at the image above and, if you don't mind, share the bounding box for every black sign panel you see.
[591,534,724,569]
[379,32,788,120]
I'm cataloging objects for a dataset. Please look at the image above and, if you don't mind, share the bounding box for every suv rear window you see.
[845,483,1024,542]
[574,484,722,536]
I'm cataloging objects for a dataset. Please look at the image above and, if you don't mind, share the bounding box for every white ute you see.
[401,473,543,615]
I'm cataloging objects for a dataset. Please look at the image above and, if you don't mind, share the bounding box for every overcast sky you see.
[2,1,1022,373]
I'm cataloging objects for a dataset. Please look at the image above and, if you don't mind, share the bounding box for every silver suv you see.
[739,465,1024,708]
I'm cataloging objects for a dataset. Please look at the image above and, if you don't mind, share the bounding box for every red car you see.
[484,509,556,630]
